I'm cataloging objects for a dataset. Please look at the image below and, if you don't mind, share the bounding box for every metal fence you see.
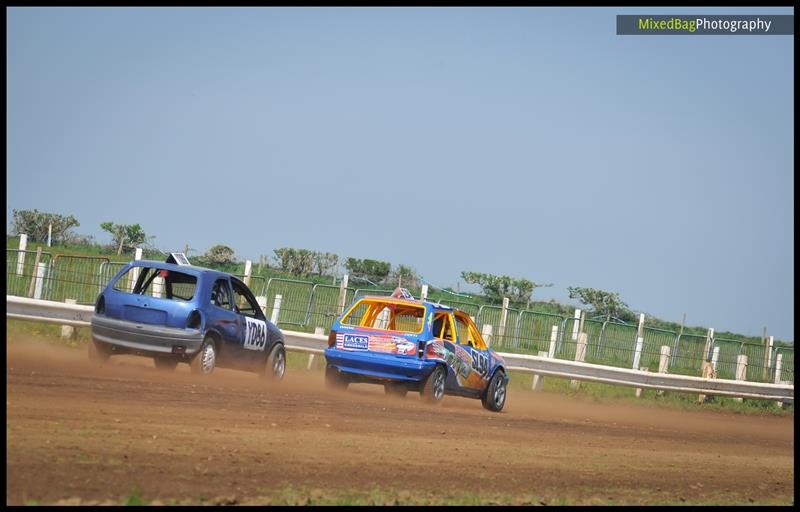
[4,247,794,385]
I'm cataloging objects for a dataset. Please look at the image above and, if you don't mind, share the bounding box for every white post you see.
[47,223,52,247]
[152,276,164,298]
[481,324,493,347]
[656,345,670,396]
[711,346,720,373]
[270,294,283,324]
[61,298,77,339]
[498,297,509,343]
[135,247,143,260]
[16,234,28,275]
[243,260,252,288]
[632,336,644,370]
[733,355,748,403]
[774,353,784,409]
[33,262,46,299]
[548,325,558,358]
[571,308,581,341]
[766,336,774,372]
[703,327,715,362]
[635,367,649,398]
[129,247,143,292]
[337,274,349,314]
[420,284,429,302]
[570,332,588,389]
[308,327,325,370]
[532,350,548,391]
[256,296,267,314]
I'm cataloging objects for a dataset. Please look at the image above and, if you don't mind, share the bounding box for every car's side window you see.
[231,279,265,320]
[211,279,233,311]
[454,315,473,347]
[431,312,456,342]
[460,314,487,350]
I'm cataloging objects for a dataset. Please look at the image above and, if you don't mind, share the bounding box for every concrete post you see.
[635,367,649,398]
[128,247,143,292]
[256,296,267,315]
[33,262,46,300]
[243,260,252,288]
[61,299,77,340]
[47,223,52,247]
[733,354,748,403]
[270,294,282,324]
[548,325,558,358]
[774,353,784,409]
[481,324,493,347]
[27,247,43,297]
[337,274,349,315]
[498,297,509,344]
[703,328,715,362]
[766,336,774,374]
[571,308,581,340]
[532,350,548,391]
[656,345,670,396]
[308,326,325,370]
[16,234,28,275]
[711,346,720,373]
[632,313,645,370]
[570,332,588,389]
[420,284,429,302]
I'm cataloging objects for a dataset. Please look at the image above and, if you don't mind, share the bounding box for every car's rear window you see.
[340,299,426,334]
[112,266,197,302]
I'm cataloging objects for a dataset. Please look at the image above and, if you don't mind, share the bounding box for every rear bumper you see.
[91,315,205,355]
[324,347,437,383]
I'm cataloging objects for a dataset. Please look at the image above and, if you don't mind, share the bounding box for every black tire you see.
[261,344,286,381]
[88,339,111,363]
[482,370,507,412]
[190,337,217,375]
[384,382,408,398]
[420,365,446,404]
[325,365,348,390]
[154,356,178,371]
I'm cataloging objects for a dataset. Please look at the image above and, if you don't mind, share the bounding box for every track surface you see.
[6,338,795,505]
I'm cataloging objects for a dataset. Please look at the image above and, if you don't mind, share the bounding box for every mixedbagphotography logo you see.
[617,14,794,35]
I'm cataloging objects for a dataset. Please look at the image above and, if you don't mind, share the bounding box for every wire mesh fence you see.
[4,247,793,385]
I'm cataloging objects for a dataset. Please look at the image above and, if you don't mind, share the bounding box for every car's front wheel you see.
[88,339,111,363]
[420,365,446,404]
[190,337,217,375]
[482,370,507,412]
[325,365,348,390]
[154,356,178,371]
[261,344,286,382]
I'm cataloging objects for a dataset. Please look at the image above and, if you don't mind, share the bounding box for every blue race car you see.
[90,254,286,380]
[324,289,509,412]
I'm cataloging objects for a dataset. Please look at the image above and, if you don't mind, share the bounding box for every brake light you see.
[95,294,105,315]
[328,330,337,348]
[186,310,202,329]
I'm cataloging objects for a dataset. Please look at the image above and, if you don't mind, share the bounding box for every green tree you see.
[461,271,553,306]
[11,209,80,244]
[100,222,149,255]
[272,247,315,277]
[567,286,631,322]
[391,264,420,289]
[312,252,339,276]
[196,244,236,267]
[346,258,391,285]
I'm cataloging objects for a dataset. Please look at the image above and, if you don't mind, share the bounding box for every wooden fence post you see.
[571,308,581,341]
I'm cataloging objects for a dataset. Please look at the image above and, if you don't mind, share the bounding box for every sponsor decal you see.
[342,334,369,351]
[243,317,268,351]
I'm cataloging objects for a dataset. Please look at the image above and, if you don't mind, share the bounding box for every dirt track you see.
[6,337,795,505]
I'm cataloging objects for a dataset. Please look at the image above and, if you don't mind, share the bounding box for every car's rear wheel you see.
[384,382,408,398]
[190,337,217,375]
[482,370,507,412]
[88,339,111,363]
[325,365,348,390]
[261,344,286,381]
[420,365,446,405]
[154,356,178,371]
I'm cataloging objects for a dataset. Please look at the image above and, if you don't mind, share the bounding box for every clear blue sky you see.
[6,7,794,341]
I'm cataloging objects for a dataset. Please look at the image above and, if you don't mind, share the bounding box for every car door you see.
[230,278,270,360]
[207,277,242,361]
[453,312,492,393]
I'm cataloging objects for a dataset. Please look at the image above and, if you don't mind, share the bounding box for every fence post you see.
[532,350,548,391]
[765,336,774,377]
[571,308,581,341]
[632,313,645,370]
[271,294,283,324]
[635,368,649,398]
[337,274,349,315]
[774,353,784,408]
[16,234,28,275]
[128,248,143,292]
[420,284,428,302]
[256,296,267,316]
[733,355,748,403]
[703,327,715,362]
[308,326,325,370]
[243,260,252,288]
[33,262,46,300]
[548,325,558,358]
[27,247,43,297]
[498,297,509,345]
[656,345,670,396]
[152,275,164,297]
[481,324,493,347]
[570,332,588,389]
[61,299,77,340]
[47,223,52,247]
